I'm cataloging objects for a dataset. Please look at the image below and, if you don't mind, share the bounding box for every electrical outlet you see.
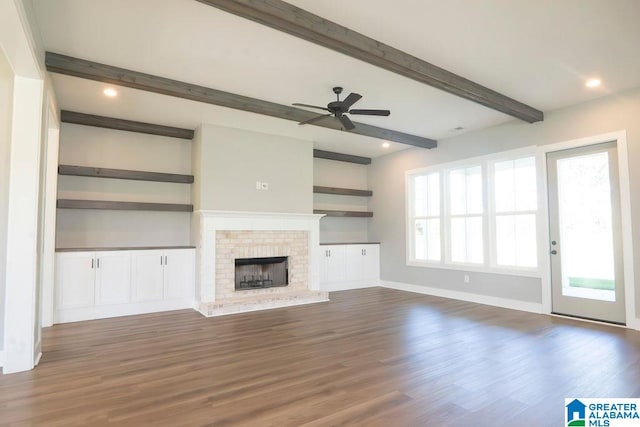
[261,182,269,190]
[464,274,470,283]
[256,181,262,190]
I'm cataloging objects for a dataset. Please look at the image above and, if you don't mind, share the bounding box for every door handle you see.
[91,258,94,269]
[165,255,168,265]
[550,250,558,255]
[97,258,100,269]
[161,255,163,265]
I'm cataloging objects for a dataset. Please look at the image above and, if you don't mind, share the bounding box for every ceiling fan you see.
[293,87,391,130]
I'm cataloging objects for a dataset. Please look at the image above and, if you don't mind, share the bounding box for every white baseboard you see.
[321,279,380,292]
[54,298,196,324]
[0,351,4,368]
[381,280,544,314]
[628,318,640,331]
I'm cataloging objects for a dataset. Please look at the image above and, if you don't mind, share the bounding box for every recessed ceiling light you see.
[382,142,390,148]
[103,88,118,97]
[586,78,601,88]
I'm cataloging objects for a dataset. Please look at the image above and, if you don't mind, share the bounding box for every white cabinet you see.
[56,251,96,309]
[56,251,131,310]
[320,245,346,284]
[95,252,131,306]
[346,244,380,281]
[163,249,195,299]
[319,244,380,290]
[55,248,195,323]
[132,249,194,302]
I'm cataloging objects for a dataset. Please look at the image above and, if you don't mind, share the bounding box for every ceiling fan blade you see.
[338,114,355,130]
[341,92,362,109]
[349,109,391,116]
[298,113,332,126]
[293,103,330,112]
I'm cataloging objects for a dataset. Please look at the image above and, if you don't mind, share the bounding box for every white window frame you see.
[407,170,442,265]
[406,147,542,278]
[487,154,540,273]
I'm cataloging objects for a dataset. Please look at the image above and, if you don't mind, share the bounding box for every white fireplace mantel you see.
[193,210,325,312]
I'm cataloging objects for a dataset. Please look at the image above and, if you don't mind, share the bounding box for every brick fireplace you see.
[194,211,328,316]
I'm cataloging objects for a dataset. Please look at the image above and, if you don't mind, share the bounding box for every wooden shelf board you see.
[58,165,194,184]
[314,209,373,218]
[313,149,371,165]
[56,246,195,252]
[57,199,193,212]
[60,110,194,140]
[313,186,372,197]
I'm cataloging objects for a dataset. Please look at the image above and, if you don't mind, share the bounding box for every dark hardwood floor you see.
[1,287,639,426]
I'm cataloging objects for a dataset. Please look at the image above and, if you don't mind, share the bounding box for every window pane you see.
[414,218,440,261]
[515,157,537,211]
[494,157,537,213]
[515,214,537,267]
[494,160,515,212]
[466,216,484,263]
[414,175,428,217]
[413,172,439,217]
[449,169,466,215]
[496,215,516,266]
[449,166,482,215]
[496,214,537,268]
[414,219,427,260]
[427,219,441,261]
[450,216,483,264]
[450,217,466,263]
[466,166,483,214]
[427,173,440,216]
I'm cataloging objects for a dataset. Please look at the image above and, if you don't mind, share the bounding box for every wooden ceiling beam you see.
[46,52,437,149]
[196,0,544,123]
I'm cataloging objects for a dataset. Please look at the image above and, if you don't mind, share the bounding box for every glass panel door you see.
[547,142,625,324]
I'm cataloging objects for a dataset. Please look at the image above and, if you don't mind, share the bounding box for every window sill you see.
[406,260,542,278]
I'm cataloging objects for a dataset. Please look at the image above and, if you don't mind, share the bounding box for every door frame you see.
[538,130,637,329]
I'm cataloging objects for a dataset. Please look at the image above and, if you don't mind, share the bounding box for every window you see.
[448,165,483,264]
[410,172,440,262]
[492,157,537,268]
[407,149,539,276]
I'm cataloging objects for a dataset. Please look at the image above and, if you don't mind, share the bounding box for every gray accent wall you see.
[193,124,312,213]
[370,87,640,316]
[0,51,15,350]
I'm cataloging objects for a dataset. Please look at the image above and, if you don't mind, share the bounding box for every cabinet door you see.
[322,245,347,283]
[95,251,131,306]
[131,251,165,302]
[163,249,195,300]
[360,245,380,281]
[345,245,365,281]
[56,252,95,309]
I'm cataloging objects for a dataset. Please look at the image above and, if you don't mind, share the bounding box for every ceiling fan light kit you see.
[294,86,391,131]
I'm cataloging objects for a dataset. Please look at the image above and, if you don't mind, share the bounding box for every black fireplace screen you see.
[234,256,288,290]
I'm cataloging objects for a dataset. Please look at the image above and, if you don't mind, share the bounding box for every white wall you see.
[193,124,313,213]
[370,87,640,319]
[55,123,193,248]
[313,158,371,243]
[0,49,15,353]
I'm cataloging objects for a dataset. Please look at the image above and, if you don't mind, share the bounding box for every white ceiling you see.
[31,0,640,157]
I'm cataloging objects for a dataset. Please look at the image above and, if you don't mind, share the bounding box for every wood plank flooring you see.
[1,287,639,426]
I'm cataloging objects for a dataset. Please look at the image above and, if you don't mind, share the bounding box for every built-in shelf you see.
[314,209,373,218]
[61,110,195,140]
[55,245,195,252]
[313,149,371,165]
[57,199,194,212]
[58,165,194,184]
[313,186,372,197]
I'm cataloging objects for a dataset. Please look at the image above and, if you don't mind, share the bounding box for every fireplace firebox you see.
[234,256,289,290]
